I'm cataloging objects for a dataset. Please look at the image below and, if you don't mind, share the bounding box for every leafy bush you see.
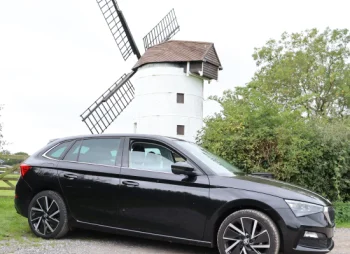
[0,154,28,166]
[0,105,6,152]
[13,152,29,156]
[198,89,350,202]
[198,28,350,202]
[334,202,350,224]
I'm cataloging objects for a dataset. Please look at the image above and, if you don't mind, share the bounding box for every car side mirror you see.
[171,162,196,176]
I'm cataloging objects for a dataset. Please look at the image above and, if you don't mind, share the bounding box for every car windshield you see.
[174,141,243,176]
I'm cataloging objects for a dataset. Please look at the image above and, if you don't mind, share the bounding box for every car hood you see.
[210,174,332,206]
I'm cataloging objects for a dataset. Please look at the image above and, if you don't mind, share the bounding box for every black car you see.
[15,134,335,254]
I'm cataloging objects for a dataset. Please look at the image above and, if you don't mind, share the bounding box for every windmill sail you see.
[96,0,140,60]
[143,9,180,50]
[81,72,136,134]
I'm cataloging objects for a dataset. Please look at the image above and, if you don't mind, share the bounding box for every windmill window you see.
[177,125,185,135]
[177,93,184,103]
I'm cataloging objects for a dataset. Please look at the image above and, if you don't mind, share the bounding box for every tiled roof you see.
[132,40,222,70]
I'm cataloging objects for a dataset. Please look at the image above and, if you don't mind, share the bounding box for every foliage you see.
[334,202,350,225]
[0,154,28,166]
[0,105,6,152]
[14,152,29,156]
[1,150,11,155]
[198,28,350,202]
[251,28,350,118]
[198,88,350,202]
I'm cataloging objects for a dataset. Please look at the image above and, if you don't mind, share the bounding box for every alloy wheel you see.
[223,217,270,254]
[29,196,60,236]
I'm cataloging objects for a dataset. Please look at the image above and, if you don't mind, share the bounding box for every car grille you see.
[299,238,332,249]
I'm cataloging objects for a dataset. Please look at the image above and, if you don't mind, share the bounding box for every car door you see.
[57,137,124,227]
[118,138,210,240]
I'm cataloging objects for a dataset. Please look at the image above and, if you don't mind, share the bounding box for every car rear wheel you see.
[217,209,280,254]
[28,190,69,239]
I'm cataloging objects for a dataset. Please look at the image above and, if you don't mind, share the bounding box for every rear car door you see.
[118,138,210,240]
[56,137,123,227]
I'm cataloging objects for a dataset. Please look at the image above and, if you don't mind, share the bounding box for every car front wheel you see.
[217,209,280,254]
[28,190,69,239]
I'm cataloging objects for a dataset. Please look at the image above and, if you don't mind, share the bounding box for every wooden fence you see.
[0,167,19,195]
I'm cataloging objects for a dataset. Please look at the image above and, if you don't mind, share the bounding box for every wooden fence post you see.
[0,167,19,193]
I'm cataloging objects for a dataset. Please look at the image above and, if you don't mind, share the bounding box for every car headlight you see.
[285,200,323,217]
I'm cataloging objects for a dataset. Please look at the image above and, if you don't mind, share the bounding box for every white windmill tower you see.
[81,0,222,142]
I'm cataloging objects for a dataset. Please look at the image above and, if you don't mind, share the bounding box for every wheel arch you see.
[207,199,284,250]
[27,186,71,218]
[27,189,70,239]
[24,167,71,218]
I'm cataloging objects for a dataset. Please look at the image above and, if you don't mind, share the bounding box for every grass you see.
[337,222,350,228]
[0,197,36,241]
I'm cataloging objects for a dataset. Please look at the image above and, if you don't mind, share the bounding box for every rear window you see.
[76,138,121,166]
[63,140,82,161]
[45,141,74,159]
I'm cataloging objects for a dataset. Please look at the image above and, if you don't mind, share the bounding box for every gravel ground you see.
[0,228,349,254]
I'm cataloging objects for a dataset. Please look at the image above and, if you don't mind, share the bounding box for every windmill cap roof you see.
[132,40,223,71]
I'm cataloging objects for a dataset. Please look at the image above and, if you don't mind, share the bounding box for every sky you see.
[0,0,349,154]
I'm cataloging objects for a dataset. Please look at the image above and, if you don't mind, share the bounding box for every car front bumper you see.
[276,207,335,254]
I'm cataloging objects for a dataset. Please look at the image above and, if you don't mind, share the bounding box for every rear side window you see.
[45,141,74,159]
[63,140,82,161]
[77,138,120,166]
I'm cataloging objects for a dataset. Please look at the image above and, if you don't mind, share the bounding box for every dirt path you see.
[1,228,349,254]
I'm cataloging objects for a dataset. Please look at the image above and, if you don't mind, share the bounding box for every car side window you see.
[45,141,74,160]
[129,141,185,173]
[63,140,82,161]
[77,138,120,166]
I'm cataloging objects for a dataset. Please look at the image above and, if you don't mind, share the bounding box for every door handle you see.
[64,174,78,180]
[122,180,139,187]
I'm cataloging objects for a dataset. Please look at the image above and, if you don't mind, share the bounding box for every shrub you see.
[0,154,29,166]
[198,89,350,202]
[334,202,350,224]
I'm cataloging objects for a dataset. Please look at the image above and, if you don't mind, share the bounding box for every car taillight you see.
[20,164,31,177]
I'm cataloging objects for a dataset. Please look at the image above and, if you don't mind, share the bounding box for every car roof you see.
[49,133,187,144]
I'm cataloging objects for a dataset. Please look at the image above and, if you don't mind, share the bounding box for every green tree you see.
[251,28,350,117]
[198,88,350,201]
[1,150,11,155]
[14,152,29,156]
[198,28,350,201]
[198,88,308,177]
[0,105,5,152]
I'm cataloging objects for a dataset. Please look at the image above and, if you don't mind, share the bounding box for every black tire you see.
[217,209,280,254]
[28,190,69,239]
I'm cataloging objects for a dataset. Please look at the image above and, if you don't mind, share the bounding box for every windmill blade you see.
[96,0,141,60]
[81,72,136,134]
[143,9,180,50]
